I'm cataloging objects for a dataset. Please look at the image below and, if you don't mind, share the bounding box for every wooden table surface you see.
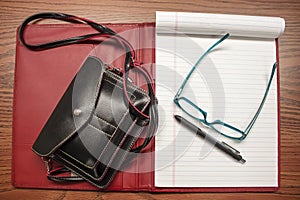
[0,0,299,199]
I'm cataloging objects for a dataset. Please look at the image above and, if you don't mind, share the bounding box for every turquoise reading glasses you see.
[173,33,278,141]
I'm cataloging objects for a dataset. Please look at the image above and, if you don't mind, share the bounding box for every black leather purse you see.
[19,13,158,188]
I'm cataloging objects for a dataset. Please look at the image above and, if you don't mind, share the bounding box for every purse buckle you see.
[42,157,52,172]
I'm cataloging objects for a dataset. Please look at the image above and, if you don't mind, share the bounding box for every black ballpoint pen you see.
[174,115,246,164]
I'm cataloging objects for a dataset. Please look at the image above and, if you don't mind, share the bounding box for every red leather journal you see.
[13,22,158,191]
[12,23,279,192]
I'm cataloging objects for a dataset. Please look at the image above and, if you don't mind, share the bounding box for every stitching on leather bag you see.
[95,99,150,181]
[49,61,151,177]
[53,68,150,169]
[53,111,142,181]
[57,76,150,170]
[94,109,130,164]
[105,70,150,100]
[103,77,136,101]
[33,57,105,157]
[58,123,113,169]
[96,38,150,177]
[93,115,117,129]
[87,123,112,138]
[92,70,147,166]
[55,124,144,182]
[57,150,93,169]
[97,123,145,183]
[97,119,144,181]
[57,109,130,170]
[53,83,150,181]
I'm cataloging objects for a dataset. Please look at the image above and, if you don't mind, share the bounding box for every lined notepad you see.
[155,12,285,187]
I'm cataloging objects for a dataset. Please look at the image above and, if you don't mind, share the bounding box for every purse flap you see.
[32,56,105,156]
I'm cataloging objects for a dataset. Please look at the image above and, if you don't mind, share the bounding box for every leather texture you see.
[32,56,105,157]
[13,22,156,191]
[32,56,151,188]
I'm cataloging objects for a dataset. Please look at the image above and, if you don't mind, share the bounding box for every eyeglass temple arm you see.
[243,62,278,137]
[174,33,230,98]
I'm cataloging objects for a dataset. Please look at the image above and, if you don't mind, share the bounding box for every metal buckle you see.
[42,157,52,172]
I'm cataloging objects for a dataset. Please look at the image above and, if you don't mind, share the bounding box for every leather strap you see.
[19,12,153,121]
[47,167,84,182]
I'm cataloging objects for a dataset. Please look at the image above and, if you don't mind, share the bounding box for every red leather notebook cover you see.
[12,23,279,192]
[12,23,156,191]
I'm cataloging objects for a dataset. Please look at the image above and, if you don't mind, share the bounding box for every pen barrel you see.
[178,116,221,145]
[215,142,243,161]
[181,117,218,145]
[174,115,245,163]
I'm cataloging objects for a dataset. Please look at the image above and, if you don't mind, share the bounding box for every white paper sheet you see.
[155,11,284,187]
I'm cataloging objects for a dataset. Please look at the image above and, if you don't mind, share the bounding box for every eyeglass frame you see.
[173,33,278,141]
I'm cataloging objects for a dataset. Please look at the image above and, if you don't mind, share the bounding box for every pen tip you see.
[240,159,246,164]
[174,115,181,121]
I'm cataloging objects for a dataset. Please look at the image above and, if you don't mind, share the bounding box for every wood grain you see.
[0,0,299,199]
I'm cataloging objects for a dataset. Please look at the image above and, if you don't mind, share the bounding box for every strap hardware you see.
[107,65,123,77]
[42,157,52,172]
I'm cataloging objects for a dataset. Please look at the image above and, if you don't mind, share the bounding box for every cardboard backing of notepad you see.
[12,23,278,192]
